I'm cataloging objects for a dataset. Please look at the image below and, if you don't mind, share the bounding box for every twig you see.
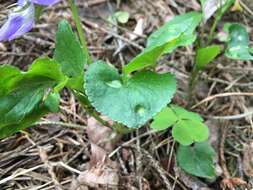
[0,165,44,185]
[34,121,86,129]
[192,92,253,108]
[109,130,156,158]
[203,110,253,120]
[240,0,253,16]
[131,146,172,190]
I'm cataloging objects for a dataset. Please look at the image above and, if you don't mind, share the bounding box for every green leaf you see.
[225,23,253,60]
[123,44,168,75]
[150,107,177,131]
[0,106,49,139]
[66,75,85,93]
[44,92,60,113]
[177,142,216,178]
[151,105,208,145]
[172,119,209,145]
[147,11,202,52]
[123,12,202,74]
[27,58,68,92]
[114,11,130,24]
[86,61,176,128]
[171,105,203,122]
[0,65,23,96]
[0,58,66,138]
[54,20,86,77]
[27,58,67,82]
[195,45,221,70]
[0,77,54,127]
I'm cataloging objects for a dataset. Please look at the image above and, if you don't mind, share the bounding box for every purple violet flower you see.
[0,0,60,41]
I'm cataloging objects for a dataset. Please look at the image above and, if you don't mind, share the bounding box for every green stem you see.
[73,91,113,129]
[207,16,220,45]
[188,66,200,104]
[207,0,234,45]
[67,0,91,64]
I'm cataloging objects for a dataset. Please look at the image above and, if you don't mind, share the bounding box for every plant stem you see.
[67,0,91,64]
[73,91,113,128]
[188,66,200,104]
[207,0,234,45]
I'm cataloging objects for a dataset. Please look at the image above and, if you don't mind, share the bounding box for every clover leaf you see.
[151,105,209,145]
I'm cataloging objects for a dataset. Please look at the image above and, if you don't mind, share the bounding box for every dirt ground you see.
[0,0,253,189]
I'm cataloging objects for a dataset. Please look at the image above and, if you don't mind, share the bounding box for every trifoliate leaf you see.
[114,11,130,24]
[172,119,209,145]
[150,105,208,145]
[195,45,221,70]
[54,20,86,78]
[123,11,202,74]
[151,107,177,131]
[225,23,253,60]
[177,142,216,178]
[86,61,176,128]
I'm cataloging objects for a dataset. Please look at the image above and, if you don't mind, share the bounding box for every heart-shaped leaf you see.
[177,142,216,179]
[225,23,253,60]
[86,61,176,128]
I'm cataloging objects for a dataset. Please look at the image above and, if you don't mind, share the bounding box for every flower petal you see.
[0,15,23,41]
[29,0,60,5]
[17,0,27,6]
[0,3,35,41]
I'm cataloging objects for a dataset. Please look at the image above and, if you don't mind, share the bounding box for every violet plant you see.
[2,0,250,179]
